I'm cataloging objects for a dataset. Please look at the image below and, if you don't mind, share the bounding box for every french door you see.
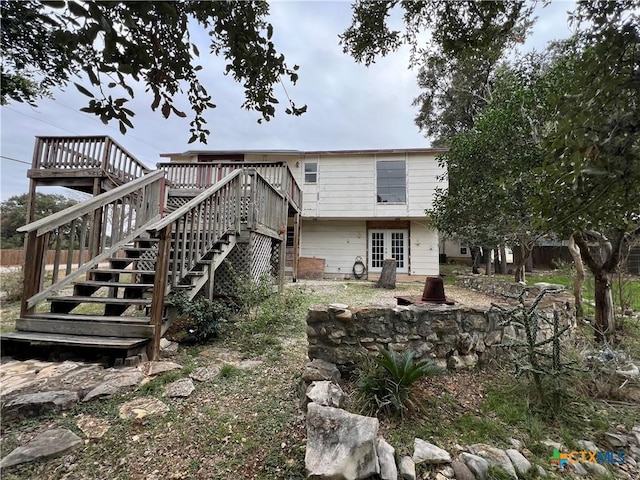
[369,229,408,273]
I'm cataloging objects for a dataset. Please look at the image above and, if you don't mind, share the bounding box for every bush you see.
[170,291,230,344]
[354,347,442,417]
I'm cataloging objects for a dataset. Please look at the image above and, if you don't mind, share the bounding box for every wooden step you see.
[75,281,155,289]
[48,296,151,305]
[16,317,155,338]
[1,331,148,349]
[90,269,156,275]
[26,313,151,324]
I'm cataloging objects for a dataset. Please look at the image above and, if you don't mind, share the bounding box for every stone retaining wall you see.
[306,293,574,370]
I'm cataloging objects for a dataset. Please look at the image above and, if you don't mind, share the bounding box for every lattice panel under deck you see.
[250,233,275,282]
[213,243,250,296]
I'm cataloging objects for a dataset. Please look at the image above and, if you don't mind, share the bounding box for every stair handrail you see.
[145,168,246,358]
[18,170,165,314]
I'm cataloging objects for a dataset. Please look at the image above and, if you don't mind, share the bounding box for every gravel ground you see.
[288,279,504,308]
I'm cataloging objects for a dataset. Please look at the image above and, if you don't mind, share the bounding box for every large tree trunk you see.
[483,246,492,275]
[593,270,615,342]
[499,245,507,274]
[573,231,625,342]
[470,246,481,274]
[513,244,532,283]
[567,235,585,319]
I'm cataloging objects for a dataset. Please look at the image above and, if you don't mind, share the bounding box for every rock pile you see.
[302,359,640,480]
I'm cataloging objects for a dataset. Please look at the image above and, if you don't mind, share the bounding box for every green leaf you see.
[74,83,94,98]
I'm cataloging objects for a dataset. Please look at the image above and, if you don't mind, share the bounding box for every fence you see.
[0,250,90,267]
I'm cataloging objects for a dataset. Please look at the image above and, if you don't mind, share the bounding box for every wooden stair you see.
[4,231,237,357]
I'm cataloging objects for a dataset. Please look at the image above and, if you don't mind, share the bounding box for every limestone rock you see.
[305,403,379,480]
[536,465,547,477]
[505,449,531,475]
[413,438,452,464]
[604,432,628,449]
[2,390,79,421]
[76,414,111,439]
[306,381,344,408]
[303,358,341,383]
[582,461,608,477]
[0,428,82,468]
[468,444,516,478]
[439,466,455,478]
[460,452,489,480]
[576,440,599,451]
[236,359,263,370]
[83,369,145,401]
[189,365,221,382]
[569,461,588,476]
[451,460,475,480]
[160,338,179,357]
[399,456,416,480]
[147,361,182,376]
[541,439,563,451]
[164,378,195,398]
[377,438,398,480]
[119,397,170,419]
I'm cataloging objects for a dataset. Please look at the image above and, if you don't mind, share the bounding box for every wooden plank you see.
[27,168,104,178]
[16,318,155,338]
[48,296,151,305]
[75,281,154,288]
[1,331,148,349]
[148,223,172,360]
[26,313,151,323]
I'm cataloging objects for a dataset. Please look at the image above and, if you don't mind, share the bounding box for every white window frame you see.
[304,162,318,184]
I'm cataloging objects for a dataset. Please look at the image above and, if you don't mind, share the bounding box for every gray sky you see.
[0,1,574,201]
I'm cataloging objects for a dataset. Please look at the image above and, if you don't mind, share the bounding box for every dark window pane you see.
[376,161,406,202]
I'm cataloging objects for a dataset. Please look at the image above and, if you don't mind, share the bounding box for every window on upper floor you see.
[376,160,406,203]
[304,162,318,183]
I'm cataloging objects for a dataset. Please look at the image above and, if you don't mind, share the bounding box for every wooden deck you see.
[7,137,296,360]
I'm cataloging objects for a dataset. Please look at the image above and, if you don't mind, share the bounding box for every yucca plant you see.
[354,347,442,417]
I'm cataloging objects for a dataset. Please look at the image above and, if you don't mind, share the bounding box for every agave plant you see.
[355,347,442,417]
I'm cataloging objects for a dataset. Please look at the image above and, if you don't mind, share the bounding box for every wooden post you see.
[21,232,46,317]
[147,223,172,361]
[292,212,300,282]
[377,258,397,289]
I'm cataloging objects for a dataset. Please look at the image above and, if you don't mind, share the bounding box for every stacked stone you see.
[306,301,573,371]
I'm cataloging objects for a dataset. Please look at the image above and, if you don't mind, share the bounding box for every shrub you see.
[354,347,442,417]
[170,292,230,343]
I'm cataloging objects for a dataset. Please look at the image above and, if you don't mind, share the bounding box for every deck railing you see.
[17,170,165,315]
[32,136,152,185]
[144,168,287,356]
[158,161,301,211]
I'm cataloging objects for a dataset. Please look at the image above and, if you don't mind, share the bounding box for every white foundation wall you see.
[299,220,367,277]
[408,221,440,276]
[300,219,441,277]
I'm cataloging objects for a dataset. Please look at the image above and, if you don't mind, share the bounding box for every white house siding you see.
[298,152,445,219]
[299,219,367,277]
[406,153,447,215]
[408,221,440,276]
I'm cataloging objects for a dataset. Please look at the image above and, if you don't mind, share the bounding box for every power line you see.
[3,106,78,135]
[0,155,31,165]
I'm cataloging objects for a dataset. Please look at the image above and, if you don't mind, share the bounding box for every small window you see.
[377,160,406,203]
[286,227,295,247]
[304,162,317,183]
[460,247,468,255]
